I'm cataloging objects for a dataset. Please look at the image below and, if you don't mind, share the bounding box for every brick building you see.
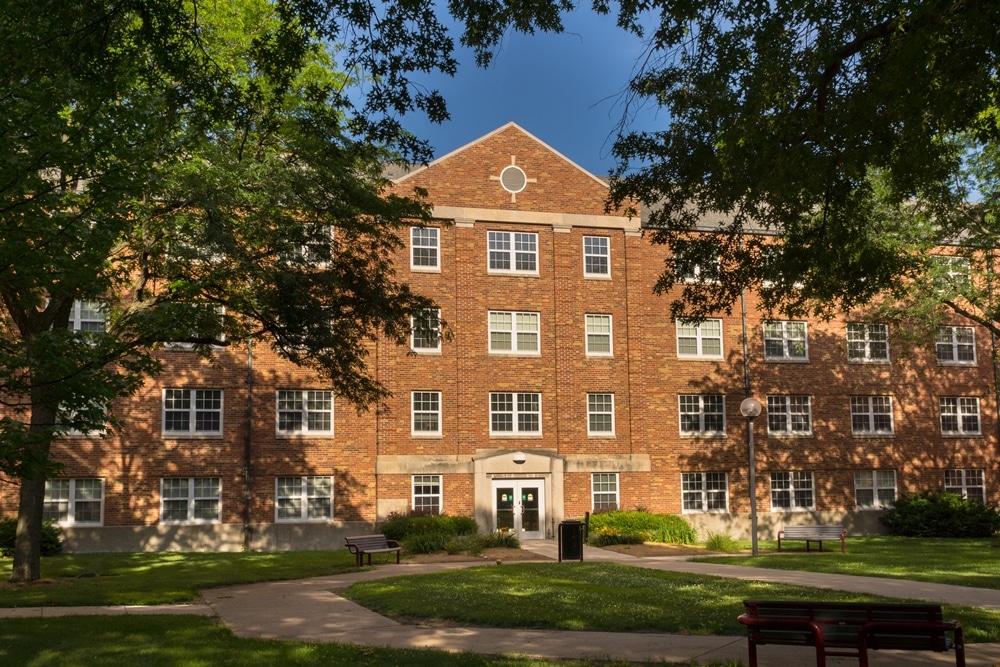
[2,123,997,552]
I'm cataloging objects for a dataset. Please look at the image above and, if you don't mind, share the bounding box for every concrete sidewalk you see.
[4,541,998,665]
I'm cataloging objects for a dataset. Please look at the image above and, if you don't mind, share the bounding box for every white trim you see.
[854,470,897,510]
[763,321,808,361]
[582,235,611,277]
[678,394,726,437]
[162,388,223,437]
[676,319,724,359]
[160,477,221,525]
[765,395,813,436]
[585,314,613,357]
[591,472,619,511]
[587,393,616,436]
[681,472,729,513]
[850,396,894,435]
[488,310,540,354]
[410,226,440,272]
[410,308,442,353]
[411,391,442,437]
[847,322,890,363]
[412,474,443,514]
[489,392,542,436]
[769,471,815,511]
[487,230,539,275]
[939,396,981,436]
[275,389,334,437]
[43,478,105,526]
[275,475,334,522]
[936,325,977,365]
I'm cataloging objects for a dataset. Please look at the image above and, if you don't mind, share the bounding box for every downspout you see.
[243,336,254,552]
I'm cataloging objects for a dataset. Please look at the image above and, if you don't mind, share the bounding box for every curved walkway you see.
[5,542,999,665]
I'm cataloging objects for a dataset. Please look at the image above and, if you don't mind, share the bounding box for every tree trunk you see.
[9,395,56,584]
[10,478,44,583]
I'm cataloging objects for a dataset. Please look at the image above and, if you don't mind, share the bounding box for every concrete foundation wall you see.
[684,511,888,542]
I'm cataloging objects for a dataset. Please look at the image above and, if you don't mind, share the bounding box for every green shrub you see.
[0,518,63,558]
[587,525,645,547]
[379,512,478,542]
[401,531,451,555]
[881,490,1000,538]
[704,532,741,553]
[586,510,697,545]
[474,528,520,549]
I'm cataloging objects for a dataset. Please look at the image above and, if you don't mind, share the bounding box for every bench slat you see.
[344,535,402,567]
[777,525,846,553]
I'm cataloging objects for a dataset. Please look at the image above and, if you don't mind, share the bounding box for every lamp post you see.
[739,397,763,556]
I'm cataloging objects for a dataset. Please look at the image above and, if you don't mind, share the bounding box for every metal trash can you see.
[558,519,584,562]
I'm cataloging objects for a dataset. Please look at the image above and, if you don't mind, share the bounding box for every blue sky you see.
[403,10,663,177]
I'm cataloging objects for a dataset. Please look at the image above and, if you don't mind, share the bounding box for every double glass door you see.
[493,480,544,540]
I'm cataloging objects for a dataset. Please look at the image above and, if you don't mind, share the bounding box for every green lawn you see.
[0,550,359,606]
[693,536,1000,589]
[340,562,1000,643]
[0,615,729,667]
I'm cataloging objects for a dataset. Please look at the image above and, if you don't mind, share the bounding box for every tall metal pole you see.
[747,415,759,556]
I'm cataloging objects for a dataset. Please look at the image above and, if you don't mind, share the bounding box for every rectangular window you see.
[678,394,725,436]
[944,469,986,503]
[681,472,729,513]
[56,401,107,437]
[411,227,440,269]
[68,299,107,333]
[673,243,719,283]
[276,390,333,435]
[770,471,815,510]
[850,396,894,435]
[936,326,976,365]
[167,304,226,350]
[587,393,615,435]
[763,321,807,360]
[412,474,442,514]
[847,323,889,362]
[676,319,723,358]
[489,392,541,435]
[412,391,442,436]
[411,308,442,352]
[160,477,221,523]
[583,236,610,276]
[585,314,613,356]
[276,475,333,521]
[162,389,222,435]
[488,231,538,274]
[43,479,103,525]
[940,397,981,435]
[489,311,539,353]
[933,255,971,292]
[288,224,334,265]
[855,470,896,510]
[592,473,619,511]
[766,395,812,435]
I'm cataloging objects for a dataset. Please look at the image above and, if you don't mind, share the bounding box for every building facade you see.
[2,123,997,551]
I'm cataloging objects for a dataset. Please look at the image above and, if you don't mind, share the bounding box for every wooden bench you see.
[778,525,846,552]
[344,534,402,567]
[739,600,965,667]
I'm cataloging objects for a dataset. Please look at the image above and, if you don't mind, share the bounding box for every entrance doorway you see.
[492,480,545,540]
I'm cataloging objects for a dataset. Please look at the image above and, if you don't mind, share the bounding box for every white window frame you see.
[275,475,334,522]
[933,255,971,292]
[412,474,442,514]
[162,389,223,436]
[591,473,619,511]
[276,390,334,436]
[763,321,808,361]
[936,326,976,365]
[410,226,440,270]
[487,230,538,275]
[160,477,221,524]
[43,478,104,525]
[585,314,613,357]
[583,236,610,277]
[770,471,815,511]
[489,392,542,435]
[940,397,981,436]
[847,323,890,363]
[681,472,729,513]
[766,395,812,436]
[854,470,897,510]
[410,308,442,353]
[678,394,726,436]
[288,224,334,266]
[56,401,108,437]
[489,310,540,354]
[944,469,986,503]
[850,396,894,435]
[676,319,723,359]
[412,391,442,436]
[68,299,107,333]
[587,393,615,436]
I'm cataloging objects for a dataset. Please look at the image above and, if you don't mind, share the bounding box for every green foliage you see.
[0,518,62,558]
[586,510,697,546]
[473,528,521,549]
[379,513,479,543]
[881,491,1000,538]
[704,532,741,553]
